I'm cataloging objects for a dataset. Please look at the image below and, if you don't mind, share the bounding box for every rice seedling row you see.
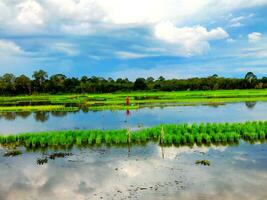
[1,121,267,149]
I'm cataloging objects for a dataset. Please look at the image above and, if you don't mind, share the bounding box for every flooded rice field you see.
[0,101,267,200]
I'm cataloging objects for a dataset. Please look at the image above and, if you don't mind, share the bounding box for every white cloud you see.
[0,0,267,35]
[229,16,245,27]
[228,13,254,27]
[154,21,228,55]
[16,0,44,26]
[248,32,262,42]
[0,40,24,56]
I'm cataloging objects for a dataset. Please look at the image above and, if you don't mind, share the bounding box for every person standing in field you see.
[125,96,130,105]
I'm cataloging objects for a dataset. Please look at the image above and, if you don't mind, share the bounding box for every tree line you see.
[0,70,266,95]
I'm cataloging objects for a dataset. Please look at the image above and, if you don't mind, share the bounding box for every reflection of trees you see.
[51,111,68,117]
[245,101,257,109]
[16,112,31,119]
[79,105,89,113]
[0,112,31,121]
[0,112,16,121]
[34,111,49,122]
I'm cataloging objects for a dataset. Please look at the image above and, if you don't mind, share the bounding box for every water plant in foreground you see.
[195,160,210,166]
[0,121,267,149]
[37,152,72,165]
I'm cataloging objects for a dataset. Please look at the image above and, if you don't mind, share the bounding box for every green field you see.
[1,121,266,149]
[0,89,267,112]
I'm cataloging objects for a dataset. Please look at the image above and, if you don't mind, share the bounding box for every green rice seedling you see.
[233,133,240,142]
[159,126,165,144]
[66,136,74,146]
[88,131,96,145]
[39,137,48,148]
[76,137,82,146]
[258,131,265,140]
[180,135,187,145]
[112,134,121,144]
[164,134,173,144]
[196,134,202,145]
[210,133,219,143]
[104,133,112,144]
[25,138,32,148]
[139,132,148,143]
[173,134,181,145]
[96,134,102,145]
[202,134,211,144]
[0,135,5,144]
[31,137,38,148]
[229,132,236,143]
[188,135,194,145]
[6,135,17,143]
[52,136,60,146]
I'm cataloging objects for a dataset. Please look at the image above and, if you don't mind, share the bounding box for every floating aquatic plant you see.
[195,160,210,166]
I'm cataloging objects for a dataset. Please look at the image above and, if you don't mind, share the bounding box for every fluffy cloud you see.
[154,21,228,55]
[0,0,267,35]
[248,32,262,42]
[16,0,44,26]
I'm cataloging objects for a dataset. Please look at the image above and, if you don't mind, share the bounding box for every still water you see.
[0,101,266,134]
[0,142,266,200]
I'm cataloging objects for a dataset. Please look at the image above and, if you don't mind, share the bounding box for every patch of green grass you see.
[0,105,78,112]
[0,121,266,149]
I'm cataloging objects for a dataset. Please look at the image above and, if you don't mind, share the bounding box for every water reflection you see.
[245,101,257,109]
[0,102,259,122]
[34,111,49,122]
[0,101,267,134]
[0,143,266,200]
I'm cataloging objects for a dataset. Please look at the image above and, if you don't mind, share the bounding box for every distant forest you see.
[0,70,266,95]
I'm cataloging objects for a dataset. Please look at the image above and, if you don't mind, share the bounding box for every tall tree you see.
[134,78,147,90]
[15,75,31,94]
[48,74,66,93]
[32,70,48,93]
[245,72,257,83]
[0,73,16,94]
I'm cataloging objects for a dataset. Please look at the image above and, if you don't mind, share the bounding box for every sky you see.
[0,0,267,79]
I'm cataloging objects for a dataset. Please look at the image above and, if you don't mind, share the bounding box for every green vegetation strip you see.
[0,105,78,112]
[1,89,267,111]
[1,121,267,149]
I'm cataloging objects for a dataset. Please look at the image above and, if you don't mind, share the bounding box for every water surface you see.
[0,101,266,134]
[0,142,266,200]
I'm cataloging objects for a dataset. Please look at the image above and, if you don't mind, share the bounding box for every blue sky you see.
[0,0,267,79]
